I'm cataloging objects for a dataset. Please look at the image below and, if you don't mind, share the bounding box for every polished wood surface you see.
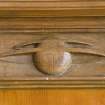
[0,89,104,105]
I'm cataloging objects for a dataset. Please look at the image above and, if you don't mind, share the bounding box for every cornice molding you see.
[0,1,105,17]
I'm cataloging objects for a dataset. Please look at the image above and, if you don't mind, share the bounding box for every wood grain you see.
[0,0,105,17]
[0,89,105,105]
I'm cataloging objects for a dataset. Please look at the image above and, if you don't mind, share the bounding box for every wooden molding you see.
[0,0,105,88]
[0,0,105,17]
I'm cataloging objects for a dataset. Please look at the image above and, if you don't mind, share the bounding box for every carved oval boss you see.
[34,38,72,75]
[0,37,105,75]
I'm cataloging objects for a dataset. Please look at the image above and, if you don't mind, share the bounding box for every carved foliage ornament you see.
[0,37,104,75]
